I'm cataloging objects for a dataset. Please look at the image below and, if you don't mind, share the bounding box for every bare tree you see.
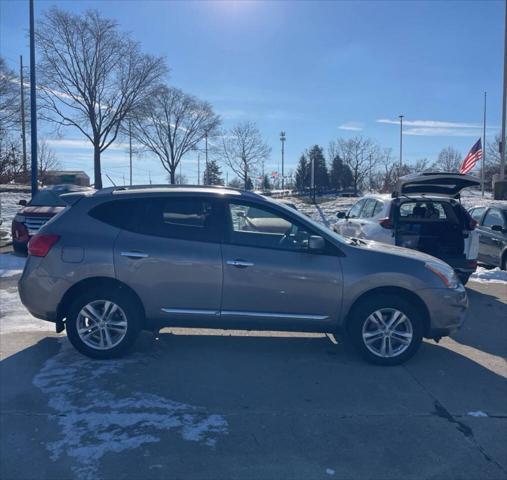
[432,146,462,172]
[38,139,60,177]
[0,57,20,136]
[333,136,379,194]
[36,8,167,188]
[219,122,271,189]
[130,86,220,184]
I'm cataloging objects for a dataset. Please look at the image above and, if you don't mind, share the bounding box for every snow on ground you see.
[470,266,507,284]
[33,340,228,480]
[0,190,30,245]
[0,253,26,277]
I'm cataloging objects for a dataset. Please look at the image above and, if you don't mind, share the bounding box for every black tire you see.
[12,241,27,256]
[347,293,424,366]
[66,288,143,359]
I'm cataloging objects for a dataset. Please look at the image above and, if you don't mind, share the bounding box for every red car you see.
[12,184,93,254]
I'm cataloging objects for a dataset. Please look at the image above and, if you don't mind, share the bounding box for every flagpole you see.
[482,91,487,197]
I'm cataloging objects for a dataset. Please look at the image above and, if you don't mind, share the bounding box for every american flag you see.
[459,139,482,174]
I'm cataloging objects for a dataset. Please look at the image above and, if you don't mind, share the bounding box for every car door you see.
[356,198,377,238]
[469,207,487,263]
[220,200,343,330]
[111,195,224,323]
[479,208,506,267]
[339,198,366,238]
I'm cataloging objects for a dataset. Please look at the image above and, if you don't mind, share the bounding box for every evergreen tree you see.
[261,174,271,191]
[308,145,328,190]
[244,176,254,191]
[202,159,224,185]
[329,154,354,190]
[295,154,310,190]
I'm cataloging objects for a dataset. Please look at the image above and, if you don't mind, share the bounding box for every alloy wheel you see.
[76,300,128,350]
[361,308,413,358]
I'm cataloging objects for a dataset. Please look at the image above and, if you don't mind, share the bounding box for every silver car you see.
[19,185,468,365]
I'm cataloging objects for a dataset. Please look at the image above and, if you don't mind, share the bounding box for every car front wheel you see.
[66,289,142,359]
[348,294,424,365]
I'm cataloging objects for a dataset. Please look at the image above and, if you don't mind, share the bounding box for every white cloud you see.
[338,121,363,131]
[377,118,498,137]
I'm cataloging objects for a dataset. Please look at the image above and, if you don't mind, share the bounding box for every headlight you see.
[13,214,25,223]
[425,261,460,288]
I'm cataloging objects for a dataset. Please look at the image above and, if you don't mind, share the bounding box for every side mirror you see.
[336,211,347,219]
[491,224,504,232]
[18,199,27,206]
[309,235,325,251]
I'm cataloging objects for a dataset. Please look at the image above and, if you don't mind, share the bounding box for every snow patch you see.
[467,410,488,417]
[0,288,54,333]
[470,267,507,284]
[0,253,26,277]
[33,341,228,479]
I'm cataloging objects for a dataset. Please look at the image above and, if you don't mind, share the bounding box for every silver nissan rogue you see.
[19,185,468,365]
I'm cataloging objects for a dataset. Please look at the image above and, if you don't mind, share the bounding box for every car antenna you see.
[105,174,117,187]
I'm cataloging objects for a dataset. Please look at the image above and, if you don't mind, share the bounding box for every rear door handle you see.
[226,259,254,268]
[121,251,149,259]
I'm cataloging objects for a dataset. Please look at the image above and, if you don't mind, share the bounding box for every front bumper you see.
[419,284,468,339]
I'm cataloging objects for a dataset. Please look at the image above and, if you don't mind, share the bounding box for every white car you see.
[333,173,480,284]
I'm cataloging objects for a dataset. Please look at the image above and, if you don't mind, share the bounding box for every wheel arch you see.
[57,277,146,327]
[343,286,431,337]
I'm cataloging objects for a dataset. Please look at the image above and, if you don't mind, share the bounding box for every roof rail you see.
[94,184,258,197]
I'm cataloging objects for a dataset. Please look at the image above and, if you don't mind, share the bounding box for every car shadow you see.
[454,286,507,359]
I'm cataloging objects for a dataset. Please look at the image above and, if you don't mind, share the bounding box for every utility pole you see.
[197,153,201,185]
[205,131,209,175]
[129,119,133,186]
[20,55,27,174]
[500,0,507,180]
[399,115,404,169]
[280,131,286,191]
[482,92,487,196]
[29,0,38,195]
[311,154,315,204]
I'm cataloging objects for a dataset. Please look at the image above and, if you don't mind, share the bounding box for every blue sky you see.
[0,0,504,186]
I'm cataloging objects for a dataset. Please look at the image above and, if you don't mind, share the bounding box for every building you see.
[43,170,90,187]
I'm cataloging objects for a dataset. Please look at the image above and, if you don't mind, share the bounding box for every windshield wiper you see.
[348,237,367,246]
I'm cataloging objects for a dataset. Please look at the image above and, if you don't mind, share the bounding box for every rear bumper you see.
[419,284,468,338]
[18,258,69,323]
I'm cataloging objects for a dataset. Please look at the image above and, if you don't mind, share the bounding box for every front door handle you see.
[226,259,254,268]
[121,251,149,259]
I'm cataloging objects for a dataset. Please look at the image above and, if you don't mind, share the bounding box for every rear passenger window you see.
[483,209,505,229]
[89,197,220,242]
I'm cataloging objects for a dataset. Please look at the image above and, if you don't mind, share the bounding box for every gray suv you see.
[19,186,468,365]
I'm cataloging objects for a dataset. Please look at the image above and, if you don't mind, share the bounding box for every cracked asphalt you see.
[1,273,506,480]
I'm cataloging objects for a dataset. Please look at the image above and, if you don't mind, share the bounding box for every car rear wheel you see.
[348,294,424,365]
[66,289,142,359]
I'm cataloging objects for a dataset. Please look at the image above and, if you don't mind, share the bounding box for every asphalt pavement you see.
[1,273,506,480]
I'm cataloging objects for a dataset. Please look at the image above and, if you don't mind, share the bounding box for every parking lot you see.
[1,263,506,480]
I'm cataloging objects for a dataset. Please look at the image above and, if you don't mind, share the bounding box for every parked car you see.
[469,204,507,270]
[333,173,480,284]
[19,185,468,365]
[11,184,93,254]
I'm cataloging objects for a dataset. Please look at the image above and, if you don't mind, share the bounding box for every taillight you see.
[28,234,60,257]
[379,217,393,229]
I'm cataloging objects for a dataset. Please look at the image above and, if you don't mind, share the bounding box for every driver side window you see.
[228,202,313,251]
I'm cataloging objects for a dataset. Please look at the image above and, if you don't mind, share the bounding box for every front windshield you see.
[28,190,67,207]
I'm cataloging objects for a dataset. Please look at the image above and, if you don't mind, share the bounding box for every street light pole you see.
[482,92,487,196]
[500,0,507,180]
[280,131,286,191]
[129,119,133,186]
[29,0,38,195]
[399,115,404,169]
[19,55,27,174]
